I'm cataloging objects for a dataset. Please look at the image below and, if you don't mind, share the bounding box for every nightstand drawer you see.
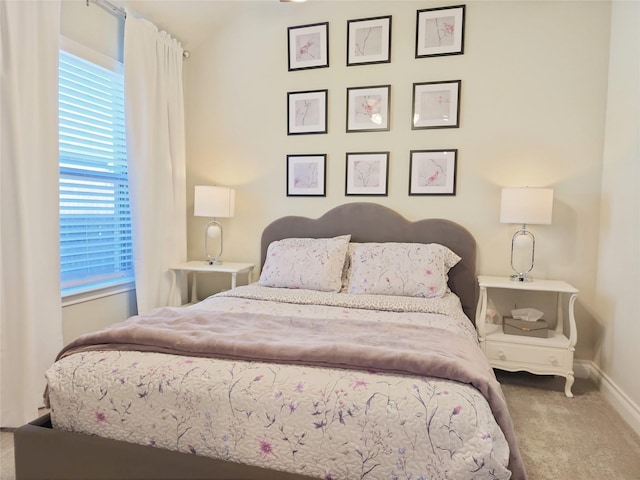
[485,342,569,368]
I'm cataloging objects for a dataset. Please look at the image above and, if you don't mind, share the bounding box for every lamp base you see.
[509,226,535,283]
[204,220,224,266]
[510,273,533,282]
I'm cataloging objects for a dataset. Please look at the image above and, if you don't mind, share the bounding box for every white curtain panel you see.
[0,0,64,428]
[124,13,187,313]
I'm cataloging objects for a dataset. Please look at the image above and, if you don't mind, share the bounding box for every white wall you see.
[595,1,640,427]
[185,1,611,361]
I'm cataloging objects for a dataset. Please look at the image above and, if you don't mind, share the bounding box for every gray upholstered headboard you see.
[260,202,477,323]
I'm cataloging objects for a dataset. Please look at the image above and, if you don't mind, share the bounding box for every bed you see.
[14,202,526,480]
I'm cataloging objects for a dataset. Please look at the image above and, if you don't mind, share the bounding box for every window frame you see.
[59,36,135,303]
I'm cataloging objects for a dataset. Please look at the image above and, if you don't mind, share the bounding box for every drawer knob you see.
[498,350,506,360]
[549,355,558,366]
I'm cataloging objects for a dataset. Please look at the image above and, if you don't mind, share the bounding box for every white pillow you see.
[259,235,351,292]
[346,242,461,298]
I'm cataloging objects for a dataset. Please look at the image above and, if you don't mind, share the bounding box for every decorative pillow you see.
[259,235,351,292]
[346,242,461,298]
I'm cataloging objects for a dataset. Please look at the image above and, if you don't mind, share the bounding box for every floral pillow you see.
[346,242,461,298]
[259,235,351,292]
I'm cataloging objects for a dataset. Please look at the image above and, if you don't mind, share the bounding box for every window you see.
[59,43,134,297]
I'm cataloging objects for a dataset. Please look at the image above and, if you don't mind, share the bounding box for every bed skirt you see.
[14,414,316,480]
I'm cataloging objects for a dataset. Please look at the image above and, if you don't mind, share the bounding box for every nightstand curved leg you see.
[564,373,575,398]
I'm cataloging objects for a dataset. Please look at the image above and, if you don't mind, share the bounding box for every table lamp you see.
[500,187,553,282]
[194,185,235,265]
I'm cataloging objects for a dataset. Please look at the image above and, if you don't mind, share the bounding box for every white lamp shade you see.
[500,187,553,225]
[194,185,235,218]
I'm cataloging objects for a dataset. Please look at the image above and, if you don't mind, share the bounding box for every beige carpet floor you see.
[496,371,640,479]
[1,430,14,480]
[1,372,639,479]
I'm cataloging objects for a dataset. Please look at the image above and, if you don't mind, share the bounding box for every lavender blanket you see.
[56,307,526,479]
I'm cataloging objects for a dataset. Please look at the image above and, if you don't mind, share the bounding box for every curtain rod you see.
[86,0,191,58]
[89,0,126,19]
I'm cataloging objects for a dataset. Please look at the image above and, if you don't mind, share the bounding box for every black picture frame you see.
[409,149,457,196]
[411,80,461,130]
[415,5,465,58]
[286,154,327,196]
[346,85,391,132]
[347,15,392,66]
[287,90,328,135]
[345,152,389,196]
[287,22,329,71]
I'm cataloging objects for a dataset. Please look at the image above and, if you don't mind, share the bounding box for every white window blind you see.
[59,48,134,296]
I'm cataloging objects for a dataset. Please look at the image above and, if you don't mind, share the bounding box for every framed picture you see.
[347,15,392,66]
[288,22,329,71]
[286,154,326,196]
[346,85,391,132]
[412,80,461,129]
[345,152,389,196]
[287,90,328,135]
[415,5,465,58]
[409,149,457,196]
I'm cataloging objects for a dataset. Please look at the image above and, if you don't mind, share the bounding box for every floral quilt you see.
[46,286,520,479]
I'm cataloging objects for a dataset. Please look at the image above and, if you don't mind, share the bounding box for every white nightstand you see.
[475,275,579,397]
[168,261,254,306]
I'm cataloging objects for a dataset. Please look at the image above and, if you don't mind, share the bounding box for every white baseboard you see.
[574,359,640,437]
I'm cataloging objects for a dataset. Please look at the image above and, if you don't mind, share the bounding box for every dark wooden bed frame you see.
[14,202,477,480]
